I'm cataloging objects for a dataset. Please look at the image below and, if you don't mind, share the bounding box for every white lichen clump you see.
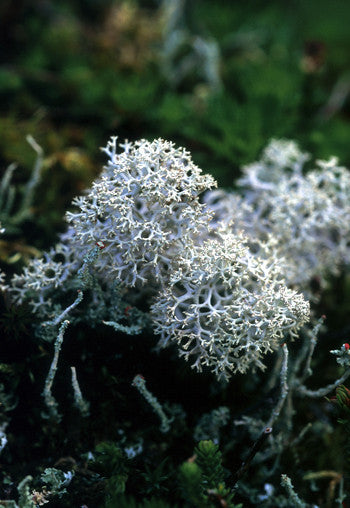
[151,231,310,380]
[11,137,216,317]
[10,236,81,319]
[66,137,216,287]
[204,139,350,296]
[8,137,314,379]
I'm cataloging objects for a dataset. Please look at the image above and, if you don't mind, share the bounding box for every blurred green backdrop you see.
[1,0,350,195]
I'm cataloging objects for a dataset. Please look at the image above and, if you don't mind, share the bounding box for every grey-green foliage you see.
[179,440,242,507]
[0,469,73,508]
[17,476,35,508]
[0,501,18,508]
[0,476,35,508]
[40,467,74,498]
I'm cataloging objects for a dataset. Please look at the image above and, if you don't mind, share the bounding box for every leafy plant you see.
[179,440,242,508]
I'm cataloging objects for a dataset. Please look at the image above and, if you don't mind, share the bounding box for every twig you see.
[42,320,70,421]
[43,290,83,328]
[280,474,307,507]
[266,343,289,429]
[132,374,172,433]
[71,366,90,417]
[12,135,44,224]
[300,316,324,383]
[231,427,272,486]
[296,369,350,398]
